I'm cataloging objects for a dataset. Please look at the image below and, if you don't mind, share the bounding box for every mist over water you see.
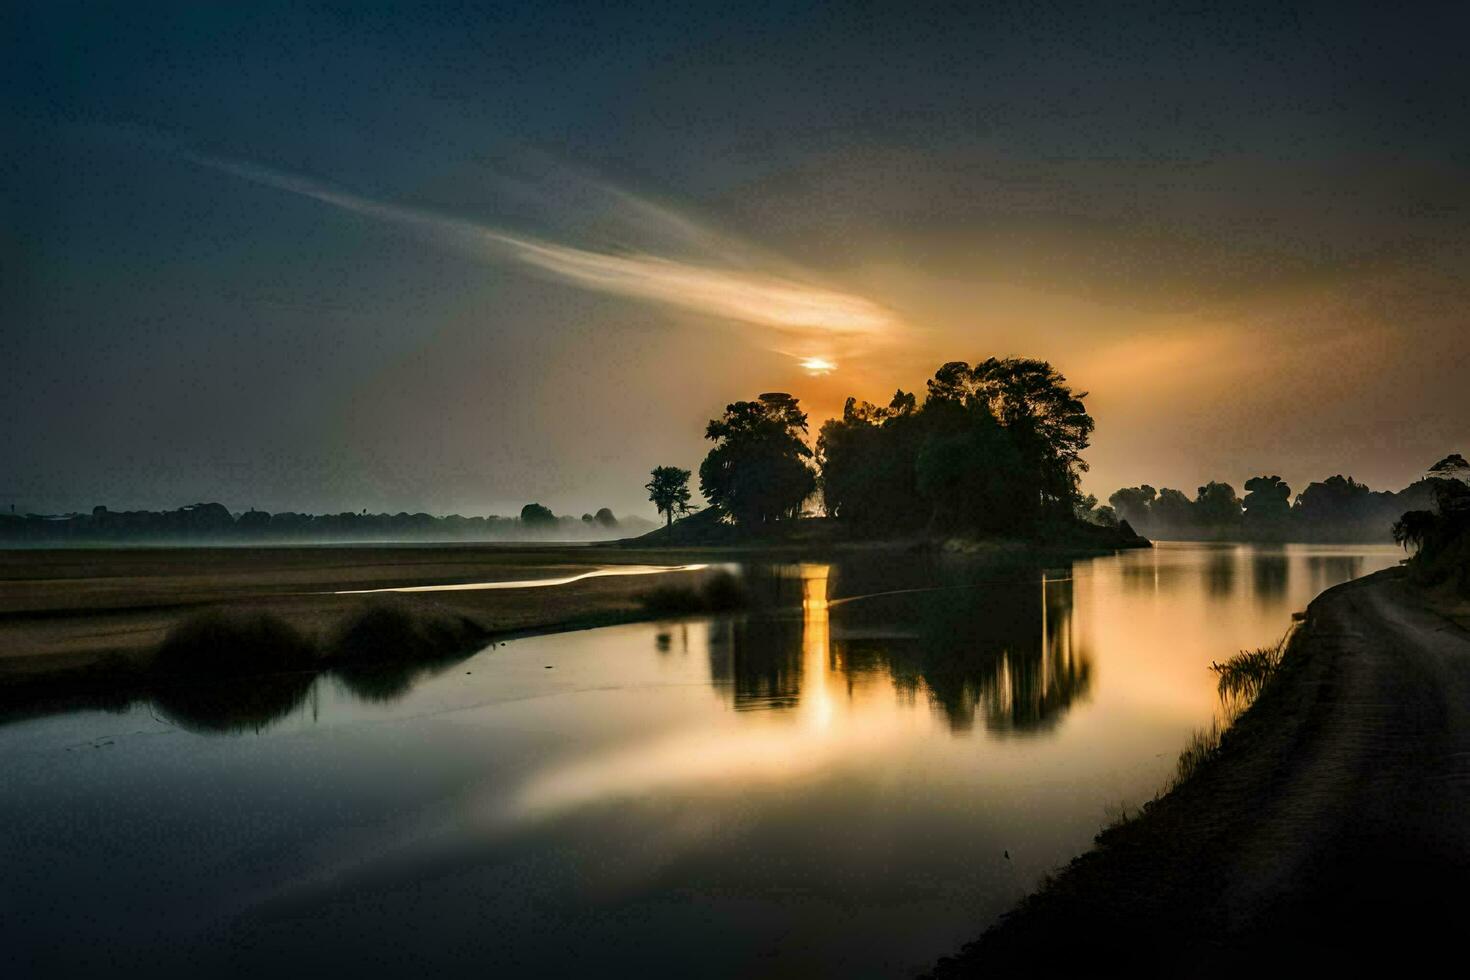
[1,543,1399,976]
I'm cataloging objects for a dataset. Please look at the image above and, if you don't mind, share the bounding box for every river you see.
[0,542,1401,977]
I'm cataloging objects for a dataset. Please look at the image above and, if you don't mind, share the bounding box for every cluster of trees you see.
[646,391,820,530]
[0,501,653,544]
[648,359,1101,538]
[1394,454,1470,592]
[1106,468,1449,542]
[821,359,1093,534]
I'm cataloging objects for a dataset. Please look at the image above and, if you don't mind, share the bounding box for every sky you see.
[4,1,1468,518]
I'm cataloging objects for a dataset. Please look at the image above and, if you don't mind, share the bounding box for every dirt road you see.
[929,567,1470,975]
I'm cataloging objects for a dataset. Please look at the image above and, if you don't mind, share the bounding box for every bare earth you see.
[0,543,734,682]
[929,567,1470,976]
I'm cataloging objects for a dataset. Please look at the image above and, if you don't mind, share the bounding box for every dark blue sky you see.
[5,2,1468,515]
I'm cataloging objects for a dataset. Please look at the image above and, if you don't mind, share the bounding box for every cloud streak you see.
[195,155,895,341]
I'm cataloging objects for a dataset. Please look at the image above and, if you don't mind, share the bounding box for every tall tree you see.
[1194,481,1243,529]
[700,393,816,525]
[1242,475,1292,529]
[1108,485,1157,529]
[971,358,1094,519]
[1151,488,1196,529]
[817,390,920,528]
[915,410,1027,532]
[520,503,555,525]
[645,467,692,527]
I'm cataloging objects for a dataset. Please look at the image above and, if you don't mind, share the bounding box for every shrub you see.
[326,601,484,665]
[152,610,316,677]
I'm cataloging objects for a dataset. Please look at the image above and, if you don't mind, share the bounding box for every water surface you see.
[1,543,1400,977]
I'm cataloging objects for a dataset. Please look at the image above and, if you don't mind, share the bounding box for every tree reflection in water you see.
[705,561,1093,734]
[706,565,808,710]
[1306,553,1361,595]
[1251,547,1290,599]
[1205,546,1237,596]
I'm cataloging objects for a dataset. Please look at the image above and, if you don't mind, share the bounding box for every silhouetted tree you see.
[915,410,1028,532]
[1292,475,1390,534]
[645,466,693,527]
[520,503,555,525]
[817,391,921,528]
[819,359,1092,535]
[1194,481,1243,530]
[700,393,816,525]
[594,507,618,528]
[971,358,1094,518]
[1152,488,1195,529]
[1075,494,1118,526]
[1109,485,1157,529]
[1395,455,1470,594]
[1393,509,1438,552]
[1242,475,1291,530]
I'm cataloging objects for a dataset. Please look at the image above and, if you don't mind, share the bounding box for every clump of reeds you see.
[1165,641,1290,791]
[640,570,748,615]
[1210,645,1283,703]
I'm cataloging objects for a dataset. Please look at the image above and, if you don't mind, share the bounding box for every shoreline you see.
[924,566,1470,976]
[0,537,1135,718]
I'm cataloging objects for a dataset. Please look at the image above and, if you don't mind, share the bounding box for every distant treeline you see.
[1102,471,1449,542]
[0,501,657,545]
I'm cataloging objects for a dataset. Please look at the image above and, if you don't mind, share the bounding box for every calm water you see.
[1,543,1400,977]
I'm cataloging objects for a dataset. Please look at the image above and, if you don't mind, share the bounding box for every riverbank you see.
[925,565,1470,976]
[0,544,715,701]
[0,535,1139,712]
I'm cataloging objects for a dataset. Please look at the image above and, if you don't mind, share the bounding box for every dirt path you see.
[928,568,1470,976]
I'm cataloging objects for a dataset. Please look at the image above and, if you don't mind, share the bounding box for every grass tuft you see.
[1210,645,1284,703]
[1164,639,1292,791]
[1170,719,1227,790]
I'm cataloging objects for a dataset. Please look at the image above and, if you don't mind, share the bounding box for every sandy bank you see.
[0,544,738,690]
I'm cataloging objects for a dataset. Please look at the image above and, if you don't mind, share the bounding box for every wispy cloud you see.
[194,155,895,345]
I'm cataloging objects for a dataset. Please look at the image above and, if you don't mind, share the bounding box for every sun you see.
[800,356,837,375]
